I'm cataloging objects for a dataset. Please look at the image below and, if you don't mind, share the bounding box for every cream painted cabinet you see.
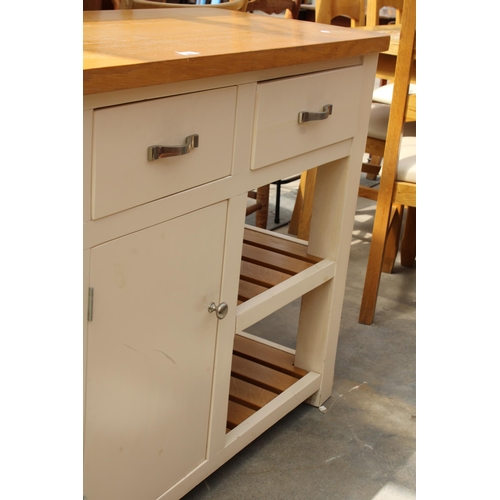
[84,9,389,500]
[85,202,228,499]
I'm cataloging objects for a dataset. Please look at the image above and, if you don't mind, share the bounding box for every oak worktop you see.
[83,9,389,95]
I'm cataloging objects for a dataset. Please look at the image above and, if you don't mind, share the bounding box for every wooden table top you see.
[83,9,389,95]
[357,24,415,59]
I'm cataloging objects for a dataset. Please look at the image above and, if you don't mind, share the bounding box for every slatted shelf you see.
[229,228,323,430]
[233,334,307,378]
[238,227,320,303]
[227,400,256,429]
[242,228,321,264]
[229,377,277,411]
[238,279,269,303]
[226,334,308,431]
[231,355,298,393]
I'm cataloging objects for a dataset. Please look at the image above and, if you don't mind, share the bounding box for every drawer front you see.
[92,87,237,219]
[251,66,364,170]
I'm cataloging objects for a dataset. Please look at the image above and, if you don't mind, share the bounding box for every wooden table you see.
[358,24,416,82]
[83,10,388,499]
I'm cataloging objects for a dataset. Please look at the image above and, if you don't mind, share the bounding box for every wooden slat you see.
[358,185,379,201]
[242,243,310,275]
[361,162,381,176]
[365,136,386,157]
[394,181,416,207]
[229,377,278,410]
[243,228,321,264]
[405,93,416,121]
[226,400,256,429]
[377,53,417,84]
[233,334,307,378]
[297,167,317,241]
[247,0,298,16]
[240,261,292,288]
[289,172,306,235]
[238,279,269,302]
[231,355,299,394]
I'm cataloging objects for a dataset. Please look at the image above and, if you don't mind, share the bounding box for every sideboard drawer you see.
[251,66,364,170]
[92,87,237,219]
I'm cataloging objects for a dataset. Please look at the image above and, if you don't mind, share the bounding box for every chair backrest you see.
[246,0,301,19]
[315,0,365,27]
[376,0,415,190]
[132,0,248,11]
[366,0,404,26]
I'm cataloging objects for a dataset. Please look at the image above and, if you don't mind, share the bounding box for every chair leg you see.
[382,203,404,274]
[255,184,270,229]
[365,154,382,180]
[400,206,416,267]
[274,180,282,224]
[297,168,317,241]
[359,190,394,325]
[289,172,306,235]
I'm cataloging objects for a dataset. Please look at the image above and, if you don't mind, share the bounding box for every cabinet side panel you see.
[83,110,92,223]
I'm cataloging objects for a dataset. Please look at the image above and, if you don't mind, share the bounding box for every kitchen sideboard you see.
[83,9,388,500]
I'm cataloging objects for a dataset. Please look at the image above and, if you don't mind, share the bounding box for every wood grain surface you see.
[84,9,389,94]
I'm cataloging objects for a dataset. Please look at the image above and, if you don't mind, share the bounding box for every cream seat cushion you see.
[368,103,416,141]
[396,136,416,183]
[379,136,416,183]
[372,83,417,104]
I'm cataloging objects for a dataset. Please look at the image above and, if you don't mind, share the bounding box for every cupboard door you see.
[84,202,228,500]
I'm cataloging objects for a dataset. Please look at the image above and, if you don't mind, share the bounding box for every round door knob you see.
[208,302,228,320]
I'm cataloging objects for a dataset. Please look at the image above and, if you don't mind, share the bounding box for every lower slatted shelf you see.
[226,334,309,431]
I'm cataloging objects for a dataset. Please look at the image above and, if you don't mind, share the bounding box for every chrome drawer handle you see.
[298,104,333,124]
[148,134,199,161]
[208,302,228,320]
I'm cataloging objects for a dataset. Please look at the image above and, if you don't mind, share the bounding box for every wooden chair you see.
[315,0,365,27]
[84,0,118,9]
[362,92,416,181]
[367,85,416,179]
[132,0,248,10]
[246,0,301,18]
[246,184,270,229]
[366,0,403,26]
[358,0,416,324]
[363,0,415,180]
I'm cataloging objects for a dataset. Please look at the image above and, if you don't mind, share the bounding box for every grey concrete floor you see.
[182,178,416,500]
